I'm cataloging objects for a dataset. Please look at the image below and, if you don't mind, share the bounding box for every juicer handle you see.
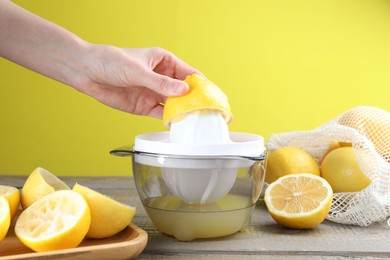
[110,147,266,162]
[110,145,134,157]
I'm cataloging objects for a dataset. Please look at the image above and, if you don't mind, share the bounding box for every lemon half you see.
[21,167,70,209]
[162,74,233,128]
[264,173,333,229]
[0,185,20,220]
[0,196,11,242]
[15,190,90,252]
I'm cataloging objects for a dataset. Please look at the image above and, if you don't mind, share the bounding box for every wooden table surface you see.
[2,175,390,260]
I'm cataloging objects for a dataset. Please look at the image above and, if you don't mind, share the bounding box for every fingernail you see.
[175,82,189,95]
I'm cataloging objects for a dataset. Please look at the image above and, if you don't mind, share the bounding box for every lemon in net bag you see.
[267,106,390,226]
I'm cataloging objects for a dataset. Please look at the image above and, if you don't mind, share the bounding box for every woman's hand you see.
[72,46,199,118]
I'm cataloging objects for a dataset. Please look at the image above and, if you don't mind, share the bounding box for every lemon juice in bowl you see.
[144,195,253,241]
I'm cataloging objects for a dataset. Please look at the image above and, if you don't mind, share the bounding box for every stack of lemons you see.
[0,167,136,252]
[264,142,370,229]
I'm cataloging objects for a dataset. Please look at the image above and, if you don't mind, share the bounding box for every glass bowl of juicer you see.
[111,132,267,241]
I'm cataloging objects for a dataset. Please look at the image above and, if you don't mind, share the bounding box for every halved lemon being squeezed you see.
[162,74,233,128]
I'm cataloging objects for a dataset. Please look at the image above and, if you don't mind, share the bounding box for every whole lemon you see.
[339,106,390,163]
[325,141,352,156]
[320,147,371,192]
[265,147,320,184]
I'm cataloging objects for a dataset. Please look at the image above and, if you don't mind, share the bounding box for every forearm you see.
[0,1,195,117]
[0,0,89,87]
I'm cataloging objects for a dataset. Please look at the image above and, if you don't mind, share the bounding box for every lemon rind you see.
[164,108,233,128]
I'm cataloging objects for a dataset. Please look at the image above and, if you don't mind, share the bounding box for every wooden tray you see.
[0,221,148,260]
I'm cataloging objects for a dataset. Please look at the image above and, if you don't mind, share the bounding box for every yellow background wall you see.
[1,0,390,176]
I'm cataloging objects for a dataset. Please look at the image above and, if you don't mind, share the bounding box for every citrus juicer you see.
[110,73,266,240]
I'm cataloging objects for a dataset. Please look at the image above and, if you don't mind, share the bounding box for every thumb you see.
[139,72,189,97]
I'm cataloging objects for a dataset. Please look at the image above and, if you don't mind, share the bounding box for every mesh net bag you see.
[266,106,390,226]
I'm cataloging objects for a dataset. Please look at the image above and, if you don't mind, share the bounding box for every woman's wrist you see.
[58,39,94,91]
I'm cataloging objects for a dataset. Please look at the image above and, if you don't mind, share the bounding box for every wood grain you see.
[2,175,390,259]
[0,221,147,260]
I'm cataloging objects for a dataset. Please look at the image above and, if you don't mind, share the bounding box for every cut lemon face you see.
[21,167,70,209]
[264,173,333,229]
[73,183,136,239]
[0,196,11,242]
[15,190,91,252]
[162,74,233,128]
[0,185,20,220]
